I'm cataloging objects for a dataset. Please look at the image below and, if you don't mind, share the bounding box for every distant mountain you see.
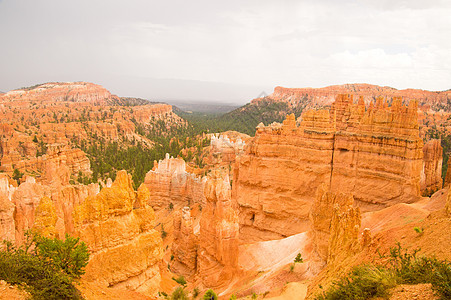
[176,83,451,137]
[259,83,451,111]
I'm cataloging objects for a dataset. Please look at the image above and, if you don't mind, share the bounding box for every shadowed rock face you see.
[170,207,198,277]
[74,170,163,295]
[198,168,240,289]
[234,94,430,243]
[421,139,443,195]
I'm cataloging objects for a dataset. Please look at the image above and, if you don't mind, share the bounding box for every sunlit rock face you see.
[198,168,240,290]
[309,184,361,274]
[144,154,206,211]
[233,94,427,243]
[74,170,163,295]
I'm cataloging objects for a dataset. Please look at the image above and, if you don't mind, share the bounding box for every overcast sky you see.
[1,0,450,103]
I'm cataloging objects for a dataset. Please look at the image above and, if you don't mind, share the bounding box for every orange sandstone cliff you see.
[74,170,163,296]
[233,94,430,243]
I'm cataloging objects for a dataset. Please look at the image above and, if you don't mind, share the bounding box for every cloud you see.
[0,0,450,100]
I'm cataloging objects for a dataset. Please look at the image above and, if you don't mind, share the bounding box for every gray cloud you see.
[0,0,450,104]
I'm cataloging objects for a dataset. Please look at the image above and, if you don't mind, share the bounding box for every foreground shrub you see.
[171,286,188,300]
[0,233,89,299]
[203,289,218,300]
[316,243,451,300]
[316,265,396,300]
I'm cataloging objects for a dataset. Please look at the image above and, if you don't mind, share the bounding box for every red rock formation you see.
[309,184,361,268]
[420,139,443,195]
[144,154,206,211]
[330,95,424,210]
[0,176,15,242]
[0,82,115,104]
[261,84,451,111]
[74,171,163,295]
[0,81,183,180]
[12,177,47,244]
[234,94,426,242]
[198,168,240,289]
[233,111,336,243]
[170,207,198,277]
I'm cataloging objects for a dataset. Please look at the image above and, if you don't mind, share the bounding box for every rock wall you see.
[420,139,443,195]
[329,95,424,210]
[198,168,240,289]
[234,94,426,242]
[74,171,163,295]
[262,84,451,111]
[144,154,206,211]
[0,175,15,242]
[309,184,361,268]
[170,207,198,277]
[232,111,335,243]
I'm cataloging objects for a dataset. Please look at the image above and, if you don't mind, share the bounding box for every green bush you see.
[171,286,188,300]
[316,265,396,300]
[0,233,89,299]
[203,289,218,300]
[34,233,89,279]
[172,275,187,286]
[316,243,451,300]
[294,253,303,263]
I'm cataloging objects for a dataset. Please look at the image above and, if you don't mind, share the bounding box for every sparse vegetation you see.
[161,224,167,239]
[171,286,189,300]
[12,168,23,185]
[172,275,187,286]
[192,287,200,299]
[414,227,424,235]
[294,253,304,263]
[0,232,89,300]
[202,289,218,300]
[315,243,451,300]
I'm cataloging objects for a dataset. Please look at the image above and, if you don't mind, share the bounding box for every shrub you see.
[171,287,188,300]
[203,289,218,300]
[315,265,396,300]
[294,253,304,263]
[172,275,187,286]
[0,233,89,299]
[33,233,89,279]
[413,227,424,235]
[192,287,200,299]
[315,243,451,300]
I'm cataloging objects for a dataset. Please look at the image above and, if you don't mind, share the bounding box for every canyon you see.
[0,82,450,300]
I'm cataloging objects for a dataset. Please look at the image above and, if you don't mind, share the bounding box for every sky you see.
[0,0,450,104]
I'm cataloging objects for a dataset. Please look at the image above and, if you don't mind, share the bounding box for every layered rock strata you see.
[198,168,240,289]
[74,171,163,295]
[329,95,424,210]
[144,154,206,211]
[309,184,361,268]
[259,84,451,111]
[420,139,443,195]
[170,207,198,277]
[234,94,425,242]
